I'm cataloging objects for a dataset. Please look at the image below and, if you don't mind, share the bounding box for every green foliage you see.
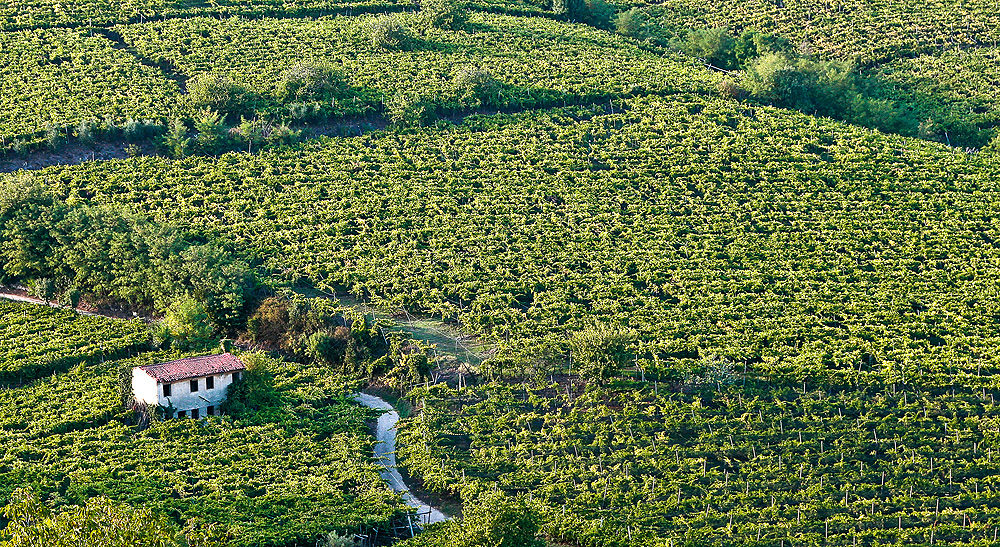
[553,0,613,30]
[219,353,282,420]
[568,324,635,385]
[0,300,148,383]
[0,488,185,547]
[192,110,234,155]
[420,0,468,30]
[674,27,737,70]
[0,344,405,547]
[452,67,502,109]
[459,491,544,547]
[162,297,214,349]
[163,117,191,159]
[277,62,350,104]
[0,180,254,333]
[367,14,415,50]
[185,73,254,121]
[742,52,858,119]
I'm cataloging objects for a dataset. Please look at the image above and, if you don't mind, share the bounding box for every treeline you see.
[0,177,254,333]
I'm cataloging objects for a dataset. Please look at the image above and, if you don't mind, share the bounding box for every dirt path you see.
[352,392,450,526]
[0,288,149,320]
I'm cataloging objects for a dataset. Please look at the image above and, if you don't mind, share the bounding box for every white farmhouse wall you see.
[159,372,239,414]
[132,369,160,406]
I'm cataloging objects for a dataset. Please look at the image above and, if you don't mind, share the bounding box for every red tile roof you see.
[138,353,246,383]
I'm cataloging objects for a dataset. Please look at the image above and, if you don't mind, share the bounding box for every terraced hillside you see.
[3,0,1000,545]
[0,300,405,546]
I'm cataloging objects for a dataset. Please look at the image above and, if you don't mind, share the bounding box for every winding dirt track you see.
[352,392,449,525]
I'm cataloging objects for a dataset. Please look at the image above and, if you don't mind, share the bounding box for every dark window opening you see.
[206,376,215,389]
[177,410,186,418]
[190,379,199,392]
[233,371,241,382]
[163,383,172,397]
[191,408,200,419]
[207,405,215,416]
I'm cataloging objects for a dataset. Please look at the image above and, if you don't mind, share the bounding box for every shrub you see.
[568,324,635,385]
[163,117,191,159]
[452,67,502,109]
[553,0,613,30]
[220,353,281,420]
[185,73,254,120]
[193,110,233,155]
[615,8,649,39]
[162,297,214,349]
[277,62,350,104]
[420,0,468,30]
[675,27,737,70]
[368,14,415,50]
[460,491,544,547]
[743,53,857,118]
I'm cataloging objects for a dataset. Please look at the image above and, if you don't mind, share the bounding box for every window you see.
[162,383,172,397]
[232,371,241,382]
[191,408,200,419]
[190,379,199,392]
[206,405,215,416]
[206,376,215,389]
[177,410,186,418]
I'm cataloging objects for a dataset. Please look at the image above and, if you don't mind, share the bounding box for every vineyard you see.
[0,300,148,384]
[3,0,1000,545]
[115,12,715,115]
[0,27,178,148]
[0,303,407,545]
[616,0,1000,65]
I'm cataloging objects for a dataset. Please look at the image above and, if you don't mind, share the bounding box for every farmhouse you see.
[132,353,246,418]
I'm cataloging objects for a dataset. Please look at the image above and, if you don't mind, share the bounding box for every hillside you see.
[2,0,1000,546]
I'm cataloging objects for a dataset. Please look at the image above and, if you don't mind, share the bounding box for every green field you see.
[3,0,1000,545]
[0,301,405,546]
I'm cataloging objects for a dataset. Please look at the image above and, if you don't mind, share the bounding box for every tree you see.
[452,67,502,109]
[163,118,191,159]
[277,62,350,104]
[185,73,254,120]
[553,0,613,30]
[568,324,635,385]
[676,27,737,70]
[162,296,214,349]
[368,14,415,50]
[420,0,468,30]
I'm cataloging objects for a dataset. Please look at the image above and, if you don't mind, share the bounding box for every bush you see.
[452,67,502,109]
[615,8,649,39]
[368,14,415,50]
[743,53,857,118]
[185,73,254,120]
[554,0,613,30]
[420,0,468,30]
[193,110,234,155]
[277,62,350,104]
[220,352,281,420]
[568,324,635,385]
[162,297,214,349]
[460,491,544,547]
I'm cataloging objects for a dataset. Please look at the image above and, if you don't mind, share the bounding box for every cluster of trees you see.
[612,19,991,147]
[0,177,255,336]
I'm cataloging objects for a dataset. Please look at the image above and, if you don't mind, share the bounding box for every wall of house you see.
[159,372,239,416]
[132,369,160,406]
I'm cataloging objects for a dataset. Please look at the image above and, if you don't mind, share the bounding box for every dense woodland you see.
[2,0,1000,545]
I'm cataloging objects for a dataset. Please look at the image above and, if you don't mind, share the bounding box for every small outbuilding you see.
[132,353,246,419]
